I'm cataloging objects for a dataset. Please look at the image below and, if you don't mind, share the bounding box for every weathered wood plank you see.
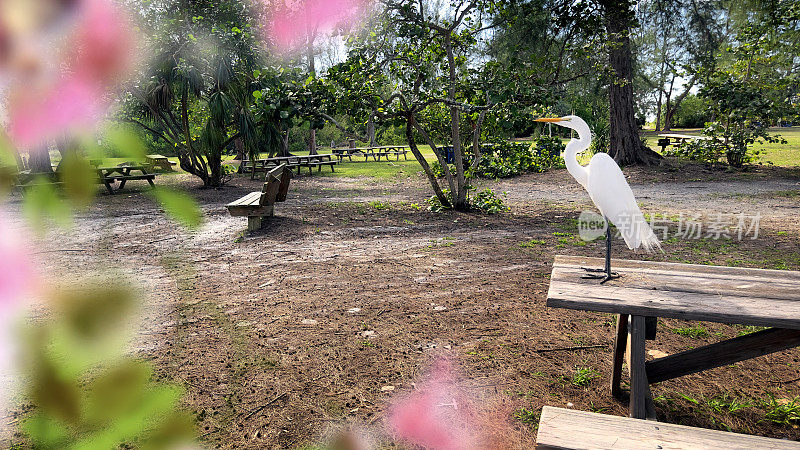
[628,316,652,419]
[610,314,627,397]
[536,406,800,449]
[646,328,800,384]
[547,256,800,330]
[227,205,273,217]
[548,280,800,329]
[226,191,261,207]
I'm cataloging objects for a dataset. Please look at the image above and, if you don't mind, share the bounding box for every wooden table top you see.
[547,255,800,330]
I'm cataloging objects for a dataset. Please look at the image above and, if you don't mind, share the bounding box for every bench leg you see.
[629,315,656,420]
[610,314,628,397]
[147,177,155,188]
[103,180,115,195]
[247,216,264,232]
[118,179,127,190]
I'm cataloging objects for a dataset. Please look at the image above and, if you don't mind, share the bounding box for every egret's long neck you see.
[564,135,590,188]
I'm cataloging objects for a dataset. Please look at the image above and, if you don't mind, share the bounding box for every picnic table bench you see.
[96,164,156,195]
[656,133,711,152]
[145,154,177,172]
[226,164,291,231]
[547,255,800,420]
[536,406,800,449]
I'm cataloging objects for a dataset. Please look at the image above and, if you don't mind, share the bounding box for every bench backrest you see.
[259,164,290,206]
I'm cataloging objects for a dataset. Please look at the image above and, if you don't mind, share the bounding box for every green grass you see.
[762,395,800,425]
[672,325,709,339]
[513,407,540,429]
[519,239,547,248]
[571,367,599,387]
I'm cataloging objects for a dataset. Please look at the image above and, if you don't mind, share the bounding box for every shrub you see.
[426,188,508,214]
[472,188,509,214]
[664,122,783,167]
[473,137,564,179]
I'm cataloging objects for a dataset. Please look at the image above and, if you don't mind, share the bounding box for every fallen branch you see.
[242,392,288,420]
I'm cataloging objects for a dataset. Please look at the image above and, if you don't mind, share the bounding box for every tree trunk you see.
[281,127,290,157]
[28,144,54,173]
[309,129,317,155]
[235,138,245,174]
[655,89,663,132]
[406,116,449,207]
[445,35,467,210]
[603,0,662,166]
[367,115,376,146]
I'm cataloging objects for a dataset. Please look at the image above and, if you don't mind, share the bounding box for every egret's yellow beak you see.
[534,117,570,123]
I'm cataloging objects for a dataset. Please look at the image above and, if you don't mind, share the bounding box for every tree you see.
[122,0,265,187]
[601,0,662,165]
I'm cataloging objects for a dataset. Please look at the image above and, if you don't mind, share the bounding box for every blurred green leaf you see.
[150,187,203,230]
[60,153,98,210]
[105,125,147,160]
[22,180,73,232]
[72,385,186,450]
[21,413,71,448]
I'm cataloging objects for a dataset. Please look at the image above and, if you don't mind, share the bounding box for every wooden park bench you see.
[536,406,800,449]
[226,164,291,231]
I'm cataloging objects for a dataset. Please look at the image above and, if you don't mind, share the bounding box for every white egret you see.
[535,115,661,282]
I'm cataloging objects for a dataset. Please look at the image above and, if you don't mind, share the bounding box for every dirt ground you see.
[5,162,800,448]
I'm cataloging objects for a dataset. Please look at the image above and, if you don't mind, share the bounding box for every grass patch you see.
[513,408,540,429]
[571,367,599,387]
[672,325,709,339]
[519,239,546,248]
[762,395,800,425]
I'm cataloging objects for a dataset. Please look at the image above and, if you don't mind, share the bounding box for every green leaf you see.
[22,180,73,232]
[150,187,203,229]
[252,90,262,100]
[60,154,97,210]
[105,126,146,160]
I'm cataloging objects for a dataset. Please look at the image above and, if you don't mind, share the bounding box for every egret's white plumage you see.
[539,115,660,253]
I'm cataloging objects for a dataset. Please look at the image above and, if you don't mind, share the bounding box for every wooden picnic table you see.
[96,164,156,194]
[245,154,337,179]
[145,154,177,172]
[656,133,712,152]
[547,255,800,420]
[332,145,409,162]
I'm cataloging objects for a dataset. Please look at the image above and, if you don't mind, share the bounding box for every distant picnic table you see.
[332,145,409,162]
[656,133,712,152]
[144,154,177,172]
[96,164,156,194]
[547,255,800,420]
[242,154,337,179]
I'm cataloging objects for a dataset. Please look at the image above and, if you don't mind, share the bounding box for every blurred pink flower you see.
[387,357,479,449]
[2,0,138,148]
[265,0,368,52]
[0,212,34,311]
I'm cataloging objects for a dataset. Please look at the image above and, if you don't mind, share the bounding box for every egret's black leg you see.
[582,220,620,283]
